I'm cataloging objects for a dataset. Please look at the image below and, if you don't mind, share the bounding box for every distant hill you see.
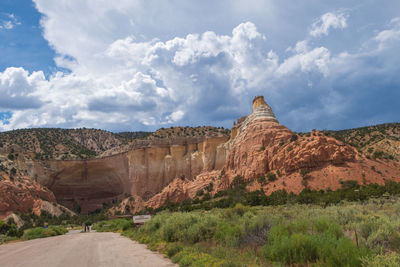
[116,131,151,140]
[0,128,129,160]
[1,123,397,161]
[323,123,400,161]
[148,126,230,139]
[0,126,230,160]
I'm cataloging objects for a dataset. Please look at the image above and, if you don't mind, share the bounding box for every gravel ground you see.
[0,231,177,267]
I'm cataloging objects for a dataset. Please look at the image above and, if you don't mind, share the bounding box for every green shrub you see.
[231,175,244,188]
[362,253,400,267]
[257,175,266,185]
[300,169,311,177]
[205,182,214,192]
[262,220,363,266]
[266,172,277,182]
[357,215,400,251]
[0,220,10,235]
[93,218,133,232]
[373,150,385,159]
[172,249,225,267]
[154,212,218,244]
[196,189,204,197]
[166,243,183,257]
[313,218,343,239]
[232,203,246,216]
[6,224,23,238]
[23,226,67,240]
[239,213,271,247]
[214,221,241,247]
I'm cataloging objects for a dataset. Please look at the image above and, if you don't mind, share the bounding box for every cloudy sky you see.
[0,0,399,132]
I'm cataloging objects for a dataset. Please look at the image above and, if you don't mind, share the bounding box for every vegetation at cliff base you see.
[94,197,400,266]
[22,225,68,240]
[92,177,400,266]
[147,177,400,214]
[0,219,68,244]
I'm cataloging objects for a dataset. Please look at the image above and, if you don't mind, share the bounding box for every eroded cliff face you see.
[0,171,57,219]
[224,119,357,181]
[3,96,399,217]
[139,97,400,211]
[37,136,228,213]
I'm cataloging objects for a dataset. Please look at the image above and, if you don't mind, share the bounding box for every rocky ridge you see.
[134,96,400,212]
[324,123,400,161]
[1,96,399,218]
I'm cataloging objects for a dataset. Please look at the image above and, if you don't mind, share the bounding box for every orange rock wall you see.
[252,96,267,112]
[37,136,228,212]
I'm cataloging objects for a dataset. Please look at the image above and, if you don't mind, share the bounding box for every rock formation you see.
[140,96,400,211]
[1,96,400,217]
[35,136,228,213]
[0,170,57,219]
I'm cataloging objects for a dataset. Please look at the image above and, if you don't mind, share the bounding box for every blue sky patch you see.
[0,1,399,132]
[0,111,12,125]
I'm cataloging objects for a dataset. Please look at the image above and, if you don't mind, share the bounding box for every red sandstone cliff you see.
[140,97,400,211]
[0,170,57,219]
[35,136,228,213]
[2,96,399,217]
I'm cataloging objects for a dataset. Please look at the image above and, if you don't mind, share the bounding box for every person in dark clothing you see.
[84,220,92,232]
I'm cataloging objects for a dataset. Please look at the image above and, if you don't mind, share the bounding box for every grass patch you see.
[93,197,400,266]
[23,226,68,240]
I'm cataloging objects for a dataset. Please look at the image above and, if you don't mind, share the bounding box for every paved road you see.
[0,232,177,267]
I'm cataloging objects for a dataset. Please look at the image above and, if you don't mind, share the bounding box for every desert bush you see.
[214,221,241,247]
[373,150,385,159]
[232,203,246,216]
[90,191,400,266]
[23,225,67,240]
[0,220,10,235]
[0,234,18,244]
[257,175,266,185]
[266,172,277,182]
[300,169,311,177]
[239,213,272,247]
[262,219,364,266]
[362,253,400,267]
[172,248,230,267]
[149,212,218,244]
[6,224,23,238]
[93,218,133,232]
[166,243,183,257]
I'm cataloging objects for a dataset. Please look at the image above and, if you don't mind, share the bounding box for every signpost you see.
[133,215,151,227]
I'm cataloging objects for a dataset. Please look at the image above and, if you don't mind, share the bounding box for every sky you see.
[0,0,399,132]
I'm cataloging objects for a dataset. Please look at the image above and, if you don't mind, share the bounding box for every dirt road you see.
[0,231,177,267]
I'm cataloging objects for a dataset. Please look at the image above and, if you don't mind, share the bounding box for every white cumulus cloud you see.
[1,2,399,132]
[310,11,348,37]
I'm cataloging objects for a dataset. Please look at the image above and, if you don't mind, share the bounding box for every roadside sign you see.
[133,215,151,226]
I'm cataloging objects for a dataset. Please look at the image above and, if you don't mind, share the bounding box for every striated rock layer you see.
[3,95,399,216]
[0,171,57,219]
[140,96,400,211]
[36,136,228,213]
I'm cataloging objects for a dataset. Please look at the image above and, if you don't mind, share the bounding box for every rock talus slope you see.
[0,171,57,219]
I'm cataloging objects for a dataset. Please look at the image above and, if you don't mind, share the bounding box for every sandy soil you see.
[0,231,177,267]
